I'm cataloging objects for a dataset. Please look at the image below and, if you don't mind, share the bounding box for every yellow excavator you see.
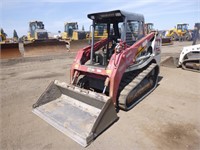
[61,22,89,51]
[166,23,192,41]
[0,29,21,59]
[22,21,67,57]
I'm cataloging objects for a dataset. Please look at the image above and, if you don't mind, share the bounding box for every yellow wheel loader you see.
[145,23,173,46]
[22,21,67,57]
[166,23,192,41]
[0,29,21,59]
[61,22,89,51]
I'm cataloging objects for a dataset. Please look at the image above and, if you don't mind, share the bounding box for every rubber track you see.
[181,58,200,73]
[118,63,157,110]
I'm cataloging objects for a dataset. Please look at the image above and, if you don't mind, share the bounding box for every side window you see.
[65,25,69,32]
[127,20,139,39]
[182,25,187,31]
[139,22,144,39]
[30,23,36,37]
[177,25,182,30]
[31,24,36,32]
[118,22,125,41]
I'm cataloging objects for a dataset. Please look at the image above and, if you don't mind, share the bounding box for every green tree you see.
[13,29,18,41]
[1,28,7,37]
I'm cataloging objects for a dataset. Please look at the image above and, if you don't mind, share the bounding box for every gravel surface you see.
[1,41,200,150]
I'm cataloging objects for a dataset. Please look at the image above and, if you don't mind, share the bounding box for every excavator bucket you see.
[23,39,68,57]
[32,80,118,147]
[0,43,21,59]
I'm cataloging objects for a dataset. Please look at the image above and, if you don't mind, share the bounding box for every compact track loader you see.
[22,21,67,57]
[177,44,200,72]
[33,10,161,147]
[162,44,200,72]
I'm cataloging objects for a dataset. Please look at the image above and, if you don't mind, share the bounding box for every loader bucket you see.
[23,39,68,57]
[0,43,21,59]
[32,80,118,147]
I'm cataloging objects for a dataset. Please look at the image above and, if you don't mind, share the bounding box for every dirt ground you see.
[0,41,200,150]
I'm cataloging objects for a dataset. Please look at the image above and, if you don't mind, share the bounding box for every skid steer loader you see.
[32,10,161,147]
[161,44,200,72]
[22,21,67,57]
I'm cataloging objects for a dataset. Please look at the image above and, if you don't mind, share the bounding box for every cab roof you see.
[88,10,144,23]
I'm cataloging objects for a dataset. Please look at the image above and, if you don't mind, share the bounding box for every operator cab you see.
[64,22,78,38]
[88,10,145,66]
[29,21,48,39]
[177,24,189,32]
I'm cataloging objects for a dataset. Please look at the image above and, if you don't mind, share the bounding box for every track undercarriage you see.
[118,63,159,110]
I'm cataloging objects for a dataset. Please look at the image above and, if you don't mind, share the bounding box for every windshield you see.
[177,24,188,31]
[30,22,44,32]
[182,24,188,31]
[36,22,44,29]
[148,24,153,30]
[65,23,78,32]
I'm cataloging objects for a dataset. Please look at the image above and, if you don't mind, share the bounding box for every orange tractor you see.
[33,10,161,147]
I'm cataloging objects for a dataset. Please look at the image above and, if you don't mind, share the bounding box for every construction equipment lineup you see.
[1,9,200,147]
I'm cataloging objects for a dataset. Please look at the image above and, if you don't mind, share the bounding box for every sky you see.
[0,0,199,37]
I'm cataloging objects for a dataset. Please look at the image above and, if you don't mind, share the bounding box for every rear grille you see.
[78,32,86,39]
[37,32,48,40]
